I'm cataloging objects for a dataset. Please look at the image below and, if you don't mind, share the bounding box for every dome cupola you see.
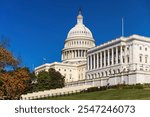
[67,10,93,39]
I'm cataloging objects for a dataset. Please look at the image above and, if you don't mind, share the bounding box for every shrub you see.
[134,84,143,89]
[87,87,99,92]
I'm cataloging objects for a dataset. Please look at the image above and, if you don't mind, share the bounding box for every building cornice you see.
[88,34,150,54]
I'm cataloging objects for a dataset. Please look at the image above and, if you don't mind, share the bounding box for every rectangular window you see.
[145,56,148,63]
[140,55,142,62]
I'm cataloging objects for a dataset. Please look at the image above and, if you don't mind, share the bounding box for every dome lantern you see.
[77,10,83,24]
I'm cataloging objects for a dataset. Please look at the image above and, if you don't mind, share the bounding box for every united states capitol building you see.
[35,11,150,87]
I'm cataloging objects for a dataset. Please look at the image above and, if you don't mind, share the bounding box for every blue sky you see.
[0,0,150,70]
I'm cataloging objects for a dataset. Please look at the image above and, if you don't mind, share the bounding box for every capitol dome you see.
[67,11,93,39]
[62,10,96,63]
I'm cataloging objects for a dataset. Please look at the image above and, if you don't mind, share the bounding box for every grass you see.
[42,88,150,100]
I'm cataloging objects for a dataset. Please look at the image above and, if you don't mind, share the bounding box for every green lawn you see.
[42,88,150,100]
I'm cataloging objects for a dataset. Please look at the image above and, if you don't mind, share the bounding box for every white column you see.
[91,55,93,70]
[108,49,110,66]
[104,50,106,67]
[64,52,66,59]
[125,46,127,64]
[69,51,71,58]
[97,53,99,69]
[84,50,86,57]
[71,51,73,58]
[93,54,95,69]
[116,47,118,64]
[120,45,122,64]
[88,56,90,70]
[98,52,100,68]
[112,48,114,65]
[78,50,80,57]
[100,52,102,68]
[75,50,77,58]
[79,50,81,57]
[70,50,72,58]
[130,45,132,64]
[91,55,94,69]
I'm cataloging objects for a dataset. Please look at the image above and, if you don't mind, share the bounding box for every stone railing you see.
[21,85,92,100]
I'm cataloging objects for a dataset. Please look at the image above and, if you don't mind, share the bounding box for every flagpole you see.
[122,17,124,37]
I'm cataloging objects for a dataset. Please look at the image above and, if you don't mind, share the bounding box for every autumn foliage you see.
[0,41,30,99]
[0,68,30,99]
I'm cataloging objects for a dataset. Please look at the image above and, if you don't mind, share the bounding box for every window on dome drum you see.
[145,48,147,51]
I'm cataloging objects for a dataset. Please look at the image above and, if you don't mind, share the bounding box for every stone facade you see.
[86,35,150,86]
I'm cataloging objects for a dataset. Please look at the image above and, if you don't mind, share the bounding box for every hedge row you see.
[84,83,147,93]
